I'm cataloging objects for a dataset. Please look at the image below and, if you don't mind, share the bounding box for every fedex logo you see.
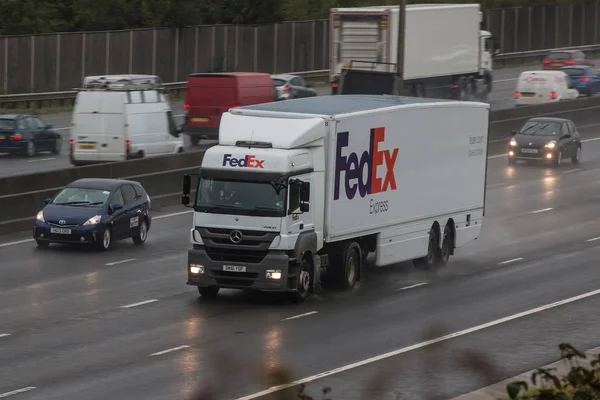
[222,154,265,168]
[334,127,398,200]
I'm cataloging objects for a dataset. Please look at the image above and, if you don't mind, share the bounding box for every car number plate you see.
[50,227,71,234]
[223,265,246,272]
[191,117,209,122]
[78,144,96,150]
[552,63,562,67]
[521,93,535,97]
[0,135,4,140]
[521,148,538,154]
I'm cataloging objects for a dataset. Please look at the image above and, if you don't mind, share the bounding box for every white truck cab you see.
[69,74,184,166]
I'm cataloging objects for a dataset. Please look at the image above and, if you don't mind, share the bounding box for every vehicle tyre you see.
[340,242,361,290]
[189,135,200,146]
[413,225,440,270]
[198,286,219,298]
[439,225,454,267]
[52,137,62,155]
[97,227,112,251]
[132,218,148,245]
[553,149,563,166]
[25,140,36,157]
[508,156,517,166]
[571,145,581,164]
[288,258,312,303]
[36,239,49,248]
[177,147,184,153]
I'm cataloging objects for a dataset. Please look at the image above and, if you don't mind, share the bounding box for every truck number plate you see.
[521,148,538,154]
[50,227,71,235]
[223,265,246,272]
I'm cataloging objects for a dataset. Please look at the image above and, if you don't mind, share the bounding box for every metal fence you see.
[2,2,600,95]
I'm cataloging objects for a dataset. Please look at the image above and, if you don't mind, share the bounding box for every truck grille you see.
[197,226,278,264]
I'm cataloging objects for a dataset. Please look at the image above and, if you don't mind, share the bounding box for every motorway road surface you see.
[3,118,600,399]
[0,63,557,178]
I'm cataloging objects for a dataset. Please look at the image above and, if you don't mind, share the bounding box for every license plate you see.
[521,148,538,154]
[0,135,4,140]
[78,144,96,150]
[552,63,562,67]
[521,93,535,97]
[50,227,71,235]
[191,117,209,122]
[223,265,246,272]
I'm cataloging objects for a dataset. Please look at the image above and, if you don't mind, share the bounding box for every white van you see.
[69,75,184,166]
[514,70,579,107]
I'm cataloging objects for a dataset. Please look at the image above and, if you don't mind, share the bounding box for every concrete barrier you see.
[2,95,600,236]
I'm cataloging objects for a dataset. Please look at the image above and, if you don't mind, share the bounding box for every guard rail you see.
[2,44,600,108]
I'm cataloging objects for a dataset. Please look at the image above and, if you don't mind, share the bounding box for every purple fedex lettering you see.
[333,127,399,200]
[222,154,265,168]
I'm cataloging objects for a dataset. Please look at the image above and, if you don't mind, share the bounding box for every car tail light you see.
[69,139,74,154]
[565,59,576,65]
[125,140,131,155]
[9,133,22,140]
[550,91,557,99]
[579,77,589,82]
[332,83,339,88]
[184,103,190,109]
[514,91,520,99]
[283,84,291,93]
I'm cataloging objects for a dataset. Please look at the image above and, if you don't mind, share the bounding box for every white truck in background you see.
[329,4,500,101]
[181,95,490,302]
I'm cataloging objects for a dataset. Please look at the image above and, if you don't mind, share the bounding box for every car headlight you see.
[509,139,517,147]
[36,210,44,222]
[83,215,101,225]
[545,141,556,149]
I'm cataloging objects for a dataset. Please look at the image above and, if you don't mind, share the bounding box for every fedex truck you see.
[329,4,500,100]
[181,95,490,302]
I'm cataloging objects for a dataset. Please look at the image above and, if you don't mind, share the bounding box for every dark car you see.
[0,114,62,157]
[559,65,600,96]
[508,117,581,166]
[543,50,595,70]
[271,74,317,100]
[34,178,152,250]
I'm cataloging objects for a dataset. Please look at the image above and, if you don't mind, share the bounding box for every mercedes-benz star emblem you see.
[230,230,243,244]
[59,220,66,225]
[529,142,532,145]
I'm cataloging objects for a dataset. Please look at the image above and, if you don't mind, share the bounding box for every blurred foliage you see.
[0,0,593,35]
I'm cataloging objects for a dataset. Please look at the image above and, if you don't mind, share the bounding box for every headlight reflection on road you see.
[263,325,284,375]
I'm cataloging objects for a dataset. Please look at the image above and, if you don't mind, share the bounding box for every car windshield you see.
[51,187,111,206]
[518,121,562,137]
[561,68,586,76]
[0,119,16,130]
[195,177,286,217]
[272,79,287,86]
[546,52,571,60]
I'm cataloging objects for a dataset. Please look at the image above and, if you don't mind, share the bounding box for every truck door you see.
[286,177,313,240]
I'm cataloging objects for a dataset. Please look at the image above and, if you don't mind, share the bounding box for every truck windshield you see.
[195,177,286,217]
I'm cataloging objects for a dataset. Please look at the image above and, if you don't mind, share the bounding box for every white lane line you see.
[234,287,600,400]
[0,387,36,398]
[563,168,581,174]
[582,137,600,143]
[586,236,600,242]
[105,258,137,266]
[486,183,506,188]
[120,299,158,309]
[530,207,553,214]
[281,311,318,321]
[397,282,428,291]
[0,210,193,248]
[0,333,10,338]
[150,345,189,356]
[27,158,55,163]
[498,257,523,265]
[493,78,517,83]
[487,153,507,159]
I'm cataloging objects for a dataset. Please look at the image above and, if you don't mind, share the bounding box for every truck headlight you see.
[266,269,282,280]
[83,215,101,225]
[36,210,44,222]
[190,264,204,274]
[545,141,556,149]
[509,139,517,147]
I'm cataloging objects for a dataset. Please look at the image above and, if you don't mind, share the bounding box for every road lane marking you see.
[397,282,428,291]
[530,207,553,214]
[493,78,517,83]
[487,153,507,159]
[105,258,137,266]
[486,183,506,188]
[120,299,158,309]
[153,210,192,220]
[563,168,581,174]
[586,236,600,242]
[150,345,189,356]
[27,158,55,163]
[498,257,523,265]
[281,311,318,321]
[234,287,600,400]
[0,387,36,398]
[582,137,600,143]
[0,333,10,338]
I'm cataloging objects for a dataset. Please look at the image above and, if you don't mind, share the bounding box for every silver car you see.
[271,74,317,100]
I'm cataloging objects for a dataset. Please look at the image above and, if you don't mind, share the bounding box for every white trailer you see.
[182,95,490,302]
[330,4,500,100]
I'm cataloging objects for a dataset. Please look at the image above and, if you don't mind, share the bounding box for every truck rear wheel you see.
[413,226,440,270]
[198,286,219,298]
[340,242,361,290]
[439,225,454,267]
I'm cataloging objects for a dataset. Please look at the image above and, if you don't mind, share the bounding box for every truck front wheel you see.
[288,259,312,303]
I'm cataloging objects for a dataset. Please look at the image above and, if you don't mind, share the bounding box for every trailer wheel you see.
[413,226,440,270]
[439,225,454,267]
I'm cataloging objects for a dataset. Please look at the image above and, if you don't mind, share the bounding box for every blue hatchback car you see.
[34,178,152,250]
[0,114,62,157]
[560,65,600,96]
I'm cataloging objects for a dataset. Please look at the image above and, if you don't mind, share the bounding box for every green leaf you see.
[507,381,528,399]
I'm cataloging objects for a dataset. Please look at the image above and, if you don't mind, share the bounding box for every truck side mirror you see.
[183,174,191,195]
[182,194,190,205]
[299,202,309,212]
[300,182,310,202]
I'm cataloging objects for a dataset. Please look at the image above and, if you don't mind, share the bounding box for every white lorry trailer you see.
[329,4,500,101]
[181,95,490,302]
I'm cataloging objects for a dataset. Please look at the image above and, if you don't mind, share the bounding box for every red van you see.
[182,72,275,144]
